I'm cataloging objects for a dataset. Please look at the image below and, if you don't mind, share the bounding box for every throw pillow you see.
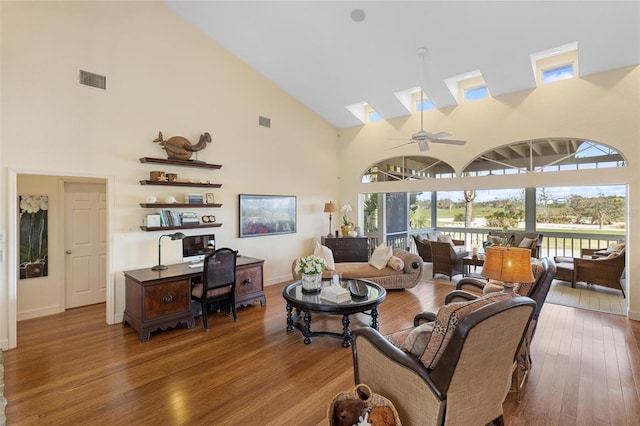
[369,243,393,270]
[488,235,502,245]
[437,235,454,246]
[519,237,536,249]
[615,243,626,251]
[400,322,435,358]
[313,241,335,271]
[387,255,405,271]
[419,292,512,369]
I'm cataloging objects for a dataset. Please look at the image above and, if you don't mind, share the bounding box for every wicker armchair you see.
[574,249,626,297]
[431,241,469,281]
[412,234,464,263]
[352,297,535,425]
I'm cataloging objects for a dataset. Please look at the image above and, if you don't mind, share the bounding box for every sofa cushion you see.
[333,262,403,279]
[437,235,454,245]
[420,292,513,369]
[369,243,393,270]
[314,242,335,271]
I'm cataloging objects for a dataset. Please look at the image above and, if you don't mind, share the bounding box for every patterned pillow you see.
[386,255,405,271]
[419,292,512,369]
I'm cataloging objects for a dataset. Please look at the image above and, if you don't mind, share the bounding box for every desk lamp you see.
[152,232,186,271]
[481,246,534,294]
[323,201,338,237]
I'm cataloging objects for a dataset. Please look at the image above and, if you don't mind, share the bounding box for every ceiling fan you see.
[388,47,467,152]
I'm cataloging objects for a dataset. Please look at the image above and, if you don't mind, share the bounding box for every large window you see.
[463,139,626,176]
[362,156,456,183]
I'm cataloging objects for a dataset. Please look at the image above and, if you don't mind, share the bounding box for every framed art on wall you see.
[19,194,49,279]
[239,194,296,238]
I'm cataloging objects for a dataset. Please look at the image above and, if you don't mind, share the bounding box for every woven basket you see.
[327,383,402,426]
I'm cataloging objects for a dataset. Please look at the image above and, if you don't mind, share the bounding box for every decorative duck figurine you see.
[153,131,212,161]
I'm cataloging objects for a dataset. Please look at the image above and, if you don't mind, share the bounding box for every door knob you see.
[65,250,72,254]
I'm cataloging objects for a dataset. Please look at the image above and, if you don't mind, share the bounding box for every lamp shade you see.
[481,246,534,283]
[323,202,338,213]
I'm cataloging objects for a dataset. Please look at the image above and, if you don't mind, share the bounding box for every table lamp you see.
[152,232,186,271]
[481,246,534,293]
[323,201,338,237]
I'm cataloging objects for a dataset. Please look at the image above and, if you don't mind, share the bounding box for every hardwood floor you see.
[3,278,639,425]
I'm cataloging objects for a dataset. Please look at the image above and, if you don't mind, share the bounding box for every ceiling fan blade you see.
[431,138,467,146]
[385,141,414,151]
[429,131,451,139]
[418,140,430,152]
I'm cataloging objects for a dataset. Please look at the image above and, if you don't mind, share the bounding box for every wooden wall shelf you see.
[139,157,222,170]
[140,223,222,232]
[139,180,221,188]
[139,203,222,208]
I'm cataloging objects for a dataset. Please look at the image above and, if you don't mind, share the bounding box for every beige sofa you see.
[292,249,423,290]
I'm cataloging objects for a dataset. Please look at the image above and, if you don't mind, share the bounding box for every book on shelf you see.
[184,193,204,204]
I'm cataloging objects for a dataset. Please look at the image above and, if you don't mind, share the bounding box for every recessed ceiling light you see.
[350,9,366,22]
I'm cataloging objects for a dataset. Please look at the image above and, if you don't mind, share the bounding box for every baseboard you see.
[17,305,61,321]
[0,339,8,351]
[265,274,293,286]
[628,309,640,321]
[113,312,124,324]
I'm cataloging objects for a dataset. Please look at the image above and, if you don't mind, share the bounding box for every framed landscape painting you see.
[239,194,296,238]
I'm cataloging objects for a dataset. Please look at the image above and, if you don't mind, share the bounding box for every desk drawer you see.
[144,280,190,319]
[236,265,263,298]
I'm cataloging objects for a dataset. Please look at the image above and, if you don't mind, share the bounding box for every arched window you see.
[463,138,626,176]
[361,156,457,183]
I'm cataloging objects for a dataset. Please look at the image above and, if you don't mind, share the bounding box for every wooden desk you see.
[123,256,265,342]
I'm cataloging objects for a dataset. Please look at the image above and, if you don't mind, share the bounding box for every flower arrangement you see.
[341,204,354,227]
[294,255,327,275]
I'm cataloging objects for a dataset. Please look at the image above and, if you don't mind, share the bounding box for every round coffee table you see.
[282,278,386,347]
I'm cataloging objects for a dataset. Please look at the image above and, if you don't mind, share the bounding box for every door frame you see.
[7,168,115,349]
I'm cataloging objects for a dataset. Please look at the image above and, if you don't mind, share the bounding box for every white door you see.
[65,182,107,308]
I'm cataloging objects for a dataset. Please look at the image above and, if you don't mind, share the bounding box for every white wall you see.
[337,66,640,319]
[0,1,339,348]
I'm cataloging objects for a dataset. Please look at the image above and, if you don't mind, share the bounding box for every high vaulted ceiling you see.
[163,1,640,129]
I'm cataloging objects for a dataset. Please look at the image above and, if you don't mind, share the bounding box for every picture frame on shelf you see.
[239,194,296,238]
[205,193,215,204]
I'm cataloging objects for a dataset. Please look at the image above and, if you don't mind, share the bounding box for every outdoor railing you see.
[382,227,624,260]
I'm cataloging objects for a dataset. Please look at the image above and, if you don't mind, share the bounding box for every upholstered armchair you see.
[445,257,556,401]
[413,234,464,263]
[352,296,536,425]
[430,241,469,281]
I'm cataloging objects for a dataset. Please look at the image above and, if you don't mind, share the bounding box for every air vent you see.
[79,70,106,90]
[258,116,271,128]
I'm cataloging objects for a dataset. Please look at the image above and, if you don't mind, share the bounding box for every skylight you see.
[542,64,574,84]
[464,86,488,101]
[416,99,434,112]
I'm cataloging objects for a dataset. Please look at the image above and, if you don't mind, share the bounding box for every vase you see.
[301,273,322,293]
[341,225,354,237]
[25,262,44,278]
